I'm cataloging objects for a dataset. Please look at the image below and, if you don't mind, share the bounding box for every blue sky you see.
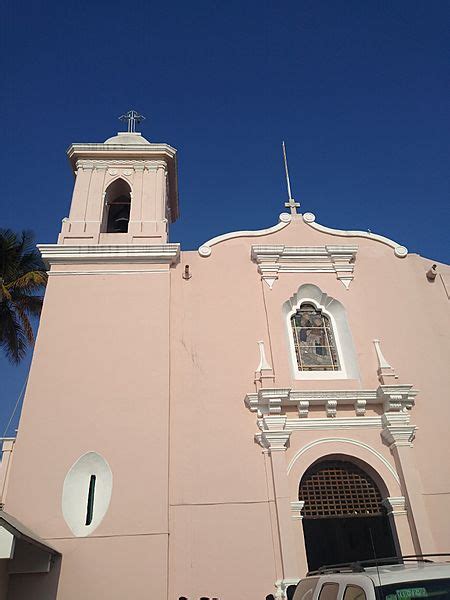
[1,0,449,434]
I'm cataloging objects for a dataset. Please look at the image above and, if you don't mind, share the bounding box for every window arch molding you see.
[283,283,359,380]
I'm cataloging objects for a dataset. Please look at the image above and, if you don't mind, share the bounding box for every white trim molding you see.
[198,213,292,257]
[251,244,358,289]
[302,212,408,258]
[245,385,417,419]
[382,496,407,516]
[255,415,293,452]
[38,243,180,268]
[381,414,417,451]
[373,339,398,383]
[287,438,401,484]
[283,284,359,381]
[290,500,305,520]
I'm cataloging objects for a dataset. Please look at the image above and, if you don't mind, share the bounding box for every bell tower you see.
[59,113,178,245]
[3,114,180,598]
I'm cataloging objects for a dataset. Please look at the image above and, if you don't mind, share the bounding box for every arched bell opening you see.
[299,456,399,571]
[102,178,131,233]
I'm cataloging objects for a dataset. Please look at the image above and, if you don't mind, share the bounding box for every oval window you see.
[62,452,112,537]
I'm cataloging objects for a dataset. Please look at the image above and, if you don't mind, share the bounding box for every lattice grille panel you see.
[299,461,383,519]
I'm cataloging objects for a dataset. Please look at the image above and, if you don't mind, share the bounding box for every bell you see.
[113,215,129,233]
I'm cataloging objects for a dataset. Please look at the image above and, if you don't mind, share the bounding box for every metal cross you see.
[285,198,300,214]
[119,110,145,133]
[282,141,300,214]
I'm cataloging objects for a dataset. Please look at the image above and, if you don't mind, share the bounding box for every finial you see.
[119,110,145,133]
[282,141,300,215]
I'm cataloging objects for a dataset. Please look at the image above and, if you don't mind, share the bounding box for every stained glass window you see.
[291,303,340,371]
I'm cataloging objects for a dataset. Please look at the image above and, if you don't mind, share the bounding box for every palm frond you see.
[1,283,12,302]
[0,229,46,363]
[12,294,44,317]
[14,303,35,345]
[0,303,28,364]
[7,270,48,292]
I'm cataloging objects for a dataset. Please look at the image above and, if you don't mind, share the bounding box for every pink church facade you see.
[0,128,449,600]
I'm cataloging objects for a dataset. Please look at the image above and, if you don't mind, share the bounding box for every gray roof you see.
[0,511,60,555]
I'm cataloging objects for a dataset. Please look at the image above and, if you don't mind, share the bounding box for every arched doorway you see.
[299,459,397,571]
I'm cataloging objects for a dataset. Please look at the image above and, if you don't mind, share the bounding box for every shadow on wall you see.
[7,556,62,600]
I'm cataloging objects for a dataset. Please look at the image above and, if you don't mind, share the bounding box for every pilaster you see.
[381,414,435,554]
[256,416,300,583]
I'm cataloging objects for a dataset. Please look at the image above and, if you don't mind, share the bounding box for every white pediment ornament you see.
[251,244,358,289]
[302,212,408,258]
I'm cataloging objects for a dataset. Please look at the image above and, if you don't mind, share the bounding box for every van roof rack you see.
[307,554,450,576]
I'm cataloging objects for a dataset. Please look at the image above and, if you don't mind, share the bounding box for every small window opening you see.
[291,303,340,371]
[104,179,131,233]
[85,474,96,526]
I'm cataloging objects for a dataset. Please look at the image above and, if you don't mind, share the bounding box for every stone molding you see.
[255,415,292,452]
[373,339,398,383]
[68,142,176,160]
[290,500,305,520]
[76,159,168,171]
[302,212,408,258]
[245,385,417,419]
[382,496,407,516]
[287,437,401,484]
[251,244,358,289]
[198,213,292,257]
[381,423,417,448]
[38,244,180,268]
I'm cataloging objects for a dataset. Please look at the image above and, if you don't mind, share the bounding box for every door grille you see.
[299,461,384,519]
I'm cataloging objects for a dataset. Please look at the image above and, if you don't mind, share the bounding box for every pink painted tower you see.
[0,115,180,599]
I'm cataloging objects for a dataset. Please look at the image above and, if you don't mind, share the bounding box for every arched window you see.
[103,179,131,233]
[283,284,359,380]
[291,303,340,372]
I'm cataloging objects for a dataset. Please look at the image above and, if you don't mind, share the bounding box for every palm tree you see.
[0,229,47,364]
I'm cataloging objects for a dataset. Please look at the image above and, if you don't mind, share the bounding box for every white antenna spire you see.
[282,141,300,215]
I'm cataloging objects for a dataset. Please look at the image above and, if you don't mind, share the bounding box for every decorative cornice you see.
[255,415,292,452]
[378,385,417,413]
[76,159,167,171]
[38,244,180,268]
[286,416,384,431]
[382,496,407,516]
[291,500,305,520]
[381,424,417,448]
[302,212,408,258]
[245,385,417,419]
[68,143,177,161]
[198,213,292,257]
[251,244,358,289]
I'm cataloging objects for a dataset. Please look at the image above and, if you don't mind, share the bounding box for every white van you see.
[291,557,450,600]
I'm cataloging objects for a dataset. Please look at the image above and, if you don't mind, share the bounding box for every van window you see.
[318,583,340,600]
[344,586,367,600]
[293,577,320,600]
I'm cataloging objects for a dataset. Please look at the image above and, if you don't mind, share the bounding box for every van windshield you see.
[378,578,450,600]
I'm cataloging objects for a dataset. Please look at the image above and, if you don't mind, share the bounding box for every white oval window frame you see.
[62,451,113,537]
